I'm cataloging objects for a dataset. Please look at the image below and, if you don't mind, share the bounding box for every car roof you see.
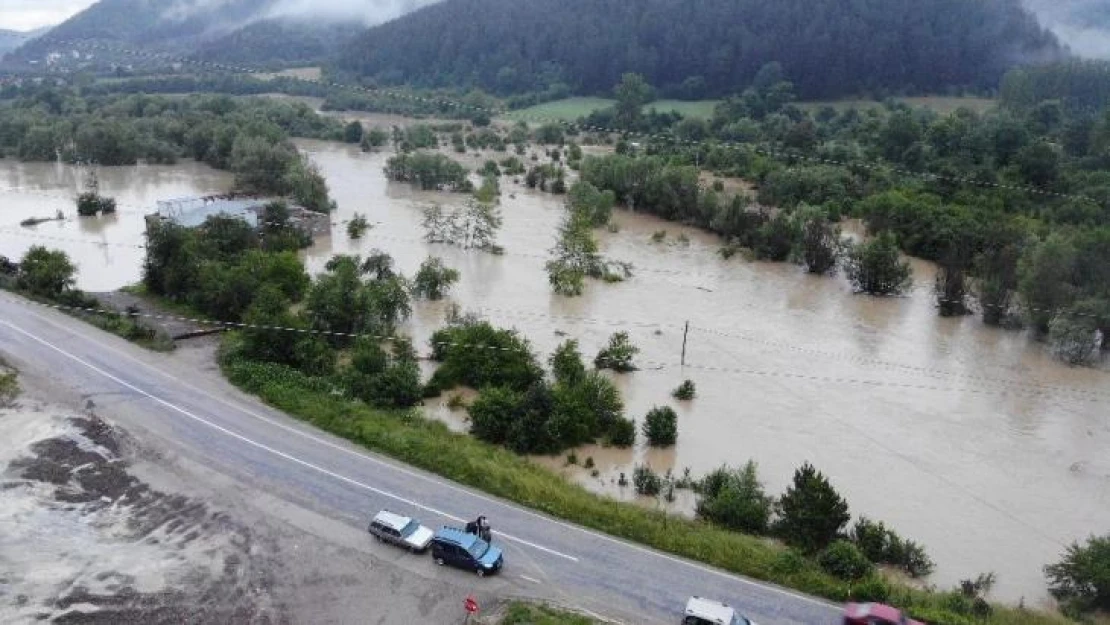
[685,597,737,624]
[372,510,414,531]
[848,603,903,621]
[434,526,479,549]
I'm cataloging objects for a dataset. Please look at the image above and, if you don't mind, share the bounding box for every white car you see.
[683,597,757,625]
[367,510,435,552]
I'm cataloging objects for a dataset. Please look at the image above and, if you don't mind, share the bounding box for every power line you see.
[19,38,1101,205]
[2,294,1104,404]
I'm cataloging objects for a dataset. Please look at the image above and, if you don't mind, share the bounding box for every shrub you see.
[844,231,912,295]
[1045,534,1110,614]
[820,540,874,580]
[696,461,773,534]
[17,246,76,298]
[411,256,460,300]
[566,451,578,465]
[606,417,636,447]
[774,462,850,553]
[347,213,370,239]
[595,331,639,372]
[583,456,595,469]
[642,406,678,447]
[850,517,935,578]
[633,465,662,496]
[672,380,696,400]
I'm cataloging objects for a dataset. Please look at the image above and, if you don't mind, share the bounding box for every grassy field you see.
[506,95,995,124]
[219,344,1073,625]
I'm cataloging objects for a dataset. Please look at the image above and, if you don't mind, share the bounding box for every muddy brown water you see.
[2,140,1108,605]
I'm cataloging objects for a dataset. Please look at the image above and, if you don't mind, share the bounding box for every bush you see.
[774,462,850,553]
[411,256,460,300]
[606,416,636,447]
[427,321,543,393]
[17,246,76,298]
[696,462,773,534]
[845,231,912,295]
[347,214,370,239]
[850,516,935,578]
[819,540,874,580]
[642,406,678,447]
[633,465,663,496]
[672,380,696,400]
[595,331,639,372]
[1045,534,1110,614]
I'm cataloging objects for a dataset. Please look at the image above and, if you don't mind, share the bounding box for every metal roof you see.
[434,526,479,549]
[684,597,736,625]
[372,510,414,532]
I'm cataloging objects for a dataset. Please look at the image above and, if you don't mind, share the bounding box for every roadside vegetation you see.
[497,601,600,625]
[0,247,171,351]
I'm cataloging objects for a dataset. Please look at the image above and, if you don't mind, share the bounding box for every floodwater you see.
[2,139,1108,605]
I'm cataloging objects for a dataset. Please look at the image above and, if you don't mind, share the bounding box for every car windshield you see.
[467,538,490,559]
[399,520,420,537]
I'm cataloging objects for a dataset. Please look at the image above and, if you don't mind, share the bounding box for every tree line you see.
[0,91,338,212]
[573,70,1110,364]
[337,0,1061,100]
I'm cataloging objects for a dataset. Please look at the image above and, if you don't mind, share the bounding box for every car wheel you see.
[475,568,485,578]
[434,557,445,566]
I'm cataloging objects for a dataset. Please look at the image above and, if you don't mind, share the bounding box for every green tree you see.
[347,213,370,239]
[343,337,422,408]
[1016,142,1059,187]
[819,540,874,581]
[427,321,543,393]
[795,205,840,274]
[1045,534,1110,614]
[411,256,460,300]
[672,380,696,400]
[1019,233,1078,333]
[774,462,850,553]
[238,284,333,375]
[845,232,912,295]
[642,406,677,447]
[360,127,389,152]
[550,339,587,386]
[613,73,655,128]
[595,331,639,372]
[17,246,76,298]
[1049,311,1100,365]
[696,461,773,534]
[343,120,364,144]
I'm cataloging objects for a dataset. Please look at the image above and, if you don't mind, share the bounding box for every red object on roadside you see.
[464,595,479,614]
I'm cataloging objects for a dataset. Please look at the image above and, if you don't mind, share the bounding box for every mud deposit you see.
[0,413,284,624]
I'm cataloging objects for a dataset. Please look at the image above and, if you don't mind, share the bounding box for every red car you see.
[842,603,924,625]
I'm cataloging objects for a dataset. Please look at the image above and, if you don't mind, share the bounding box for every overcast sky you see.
[0,0,94,32]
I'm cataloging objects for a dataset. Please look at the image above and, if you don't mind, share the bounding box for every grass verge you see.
[497,601,600,625]
[219,342,1071,625]
[0,286,174,352]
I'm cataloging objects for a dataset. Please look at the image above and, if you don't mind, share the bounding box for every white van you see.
[683,597,756,625]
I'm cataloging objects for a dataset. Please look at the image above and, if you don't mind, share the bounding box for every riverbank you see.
[217,333,1069,625]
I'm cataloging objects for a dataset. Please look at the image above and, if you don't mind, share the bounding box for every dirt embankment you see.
[1,412,284,624]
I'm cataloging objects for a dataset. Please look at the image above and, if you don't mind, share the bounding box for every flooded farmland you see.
[1,138,1107,605]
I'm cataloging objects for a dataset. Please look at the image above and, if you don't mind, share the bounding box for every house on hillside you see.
[144,194,330,239]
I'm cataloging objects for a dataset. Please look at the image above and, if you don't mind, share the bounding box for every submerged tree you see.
[844,232,912,296]
[411,256,461,300]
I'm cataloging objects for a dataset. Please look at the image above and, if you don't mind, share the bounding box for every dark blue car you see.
[430,526,504,577]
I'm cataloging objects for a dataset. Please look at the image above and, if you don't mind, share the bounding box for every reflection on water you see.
[3,142,1108,603]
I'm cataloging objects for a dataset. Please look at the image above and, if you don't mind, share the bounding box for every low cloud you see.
[265,0,441,25]
[1023,0,1110,59]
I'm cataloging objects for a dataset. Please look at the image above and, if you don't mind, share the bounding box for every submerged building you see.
[145,194,330,237]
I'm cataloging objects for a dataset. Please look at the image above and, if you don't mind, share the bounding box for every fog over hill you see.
[1024,0,1110,59]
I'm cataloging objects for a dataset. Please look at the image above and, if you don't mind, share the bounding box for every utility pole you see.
[680,320,689,366]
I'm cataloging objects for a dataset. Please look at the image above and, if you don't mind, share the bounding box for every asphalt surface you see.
[0,294,843,625]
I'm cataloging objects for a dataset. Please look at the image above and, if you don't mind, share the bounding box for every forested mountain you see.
[0,28,48,57]
[338,0,1064,99]
[192,19,364,68]
[11,0,275,58]
[1024,0,1110,59]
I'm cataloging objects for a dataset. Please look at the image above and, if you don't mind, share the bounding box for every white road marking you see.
[5,302,840,612]
[0,318,578,563]
[520,575,541,584]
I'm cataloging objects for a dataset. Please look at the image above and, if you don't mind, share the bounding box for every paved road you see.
[0,294,842,625]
